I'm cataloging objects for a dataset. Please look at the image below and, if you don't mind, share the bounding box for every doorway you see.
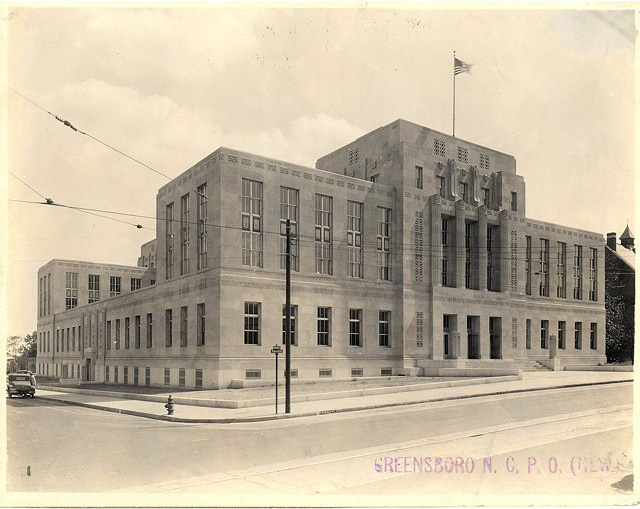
[467,316,480,359]
[489,317,502,359]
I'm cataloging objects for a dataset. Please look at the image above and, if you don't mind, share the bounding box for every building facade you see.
[35,119,606,388]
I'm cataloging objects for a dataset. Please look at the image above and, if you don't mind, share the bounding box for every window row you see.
[526,320,598,350]
[431,138,491,170]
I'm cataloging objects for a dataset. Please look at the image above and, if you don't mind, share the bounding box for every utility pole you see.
[285,219,292,414]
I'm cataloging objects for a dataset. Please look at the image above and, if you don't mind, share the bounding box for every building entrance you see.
[467,316,480,359]
[489,317,502,359]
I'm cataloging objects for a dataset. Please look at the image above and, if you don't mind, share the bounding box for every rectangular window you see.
[589,247,598,301]
[315,194,333,275]
[123,366,128,385]
[487,226,496,291]
[483,187,491,206]
[166,202,175,279]
[511,192,518,211]
[65,272,78,309]
[442,217,450,286]
[525,236,532,295]
[180,193,190,275]
[557,242,566,298]
[114,366,119,383]
[479,153,490,170]
[39,277,43,317]
[105,365,109,382]
[245,370,261,379]
[434,138,446,157]
[146,313,153,348]
[575,322,582,350]
[115,319,121,350]
[558,321,566,349]
[88,274,100,303]
[526,319,531,349]
[351,368,364,377]
[72,327,76,351]
[134,367,139,385]
[197,303,205,346]
[164,368,170,385]
[347,201,364,278]
[242,179,263,268]
[348,147,359,165]
[165,309,173,347]
[280,187,300,271]
[415,166,424,189]
[197,183,208,270]
[106,321,111,350]
[179,368,186,387]
[541,320,549,349]
[457,146,469,163]
[349,309,362,347]
[124,317,130,349]
[590,323,598,350]
[145,367,150,386]
[195,369,203,388]
[443,315,451,356]
[131,278,141,291]
[47,273,51,315]
[110,276,121,297]
[317,307,331,346]
[465,222,473,289]
[459,181,469,204]
[135,315,141,349]
[180,306,188,347]
[539,239,549,297]
[574,245,583,300]
[319,369,332,378]
[282,305,297,346]
[377,207,392,281]
[437,176,446,198]
[379,311,390,347]
[244,302,260,345]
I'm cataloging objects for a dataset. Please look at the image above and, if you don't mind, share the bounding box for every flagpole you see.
[453,50,456,138]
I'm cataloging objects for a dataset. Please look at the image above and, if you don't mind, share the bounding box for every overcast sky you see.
[5,6,635,336]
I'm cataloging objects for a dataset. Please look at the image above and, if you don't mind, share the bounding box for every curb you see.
[34,378,633,424]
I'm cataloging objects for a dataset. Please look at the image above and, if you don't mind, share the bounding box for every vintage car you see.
[7,373,36,398]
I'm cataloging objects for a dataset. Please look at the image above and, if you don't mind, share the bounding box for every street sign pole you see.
[271,345,282,415]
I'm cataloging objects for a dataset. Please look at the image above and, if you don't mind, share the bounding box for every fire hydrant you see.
[165,395,174,415]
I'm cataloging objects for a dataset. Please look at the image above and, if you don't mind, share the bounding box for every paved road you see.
[7,383,633,497]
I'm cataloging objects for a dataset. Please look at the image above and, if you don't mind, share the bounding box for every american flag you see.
[454,57,472,75]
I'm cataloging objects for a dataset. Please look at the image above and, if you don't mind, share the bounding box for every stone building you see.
[35,119,606,388]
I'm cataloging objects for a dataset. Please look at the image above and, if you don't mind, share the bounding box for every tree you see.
[22,331,37,358]
[6,335,24,360]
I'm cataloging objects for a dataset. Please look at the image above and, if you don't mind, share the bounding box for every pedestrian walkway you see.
[34,371,633,424]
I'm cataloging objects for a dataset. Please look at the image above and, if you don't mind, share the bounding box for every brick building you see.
[35,119,606,388]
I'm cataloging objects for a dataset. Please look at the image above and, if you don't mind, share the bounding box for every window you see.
[347,201,364,278]
[377,207,392,281]
[145,367,150,386]
[197,183,208,270]
[165,309,173,347]
[557,242,566,298]
[106,321,111,350]
[280,187,299,271]
[525,236,532,295]
[541,320,549,349]
[369,174,378,184]
[282,305,297,346]
[197,303,205,346]
[38,277,43,317]
[349,309,362,347]
[134,315,141,349]
[72,327,75,351]
[443,315,451,357]
[434,138,446,157]
[105,365,110,382]
[315,194,333,275]
[416,311,424,347]
[348,147,359,165]
[351,368,364,377]
[317,307,331,346]
[526,319,531,349]
[164,368,170,385]
[379,311,390,347]
[437,176,446,198]
[242,179,263,267]
[180,306,188,347]
[381,368,393,376]
[134,367,139,385]
[465,222,473,289]
[558,321,566,349]
[459,181,469,204]
[511,192,518,211]
[589,248,598,301]
[115,319,121,350]
[483,187,491,206]
[574,245,583,300]
[480,153,490,170]
[319,369,332,378]
[487,226,496,291]
[131,278,141,291]
[123,366,128,385]
[442,217,450,286]
[244,302,260,345]
[180,194,190,275]
[195,369,203,388]
[47,273,51,315]
[166,202,175,279]
[575,322,582,350]
[65,272,78,309]
[146,313,153,348]
[415,166,424,189]
[88,274,100,303]
[110,276,121,297]
[246,369,261,379]
[124,317,130,349]
[590,323,597,350]
[539,239,549,297]
[457,146,469,163]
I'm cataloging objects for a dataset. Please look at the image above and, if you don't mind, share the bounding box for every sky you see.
[4,6,636,336]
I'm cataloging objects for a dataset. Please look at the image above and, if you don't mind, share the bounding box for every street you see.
[6,383,633,500]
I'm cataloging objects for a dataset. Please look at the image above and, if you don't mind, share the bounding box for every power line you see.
[8,87,173,181]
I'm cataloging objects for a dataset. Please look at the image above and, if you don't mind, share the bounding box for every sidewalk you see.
[33,371,633,424]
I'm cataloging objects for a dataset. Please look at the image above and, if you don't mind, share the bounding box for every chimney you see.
[607,232,617,251]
